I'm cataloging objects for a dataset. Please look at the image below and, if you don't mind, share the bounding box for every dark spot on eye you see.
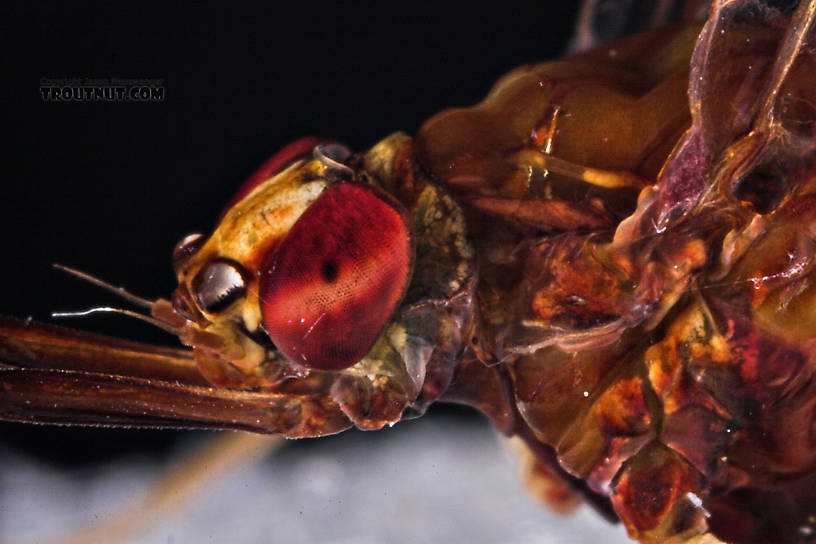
[321,260,338,283]
[471,336,478,345]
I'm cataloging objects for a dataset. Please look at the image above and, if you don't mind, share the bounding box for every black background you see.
[2,2,580,463]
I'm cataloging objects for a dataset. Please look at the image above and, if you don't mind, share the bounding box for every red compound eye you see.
[259,183,414,371]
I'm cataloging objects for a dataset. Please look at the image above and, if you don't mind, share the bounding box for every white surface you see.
[1,413,632,544]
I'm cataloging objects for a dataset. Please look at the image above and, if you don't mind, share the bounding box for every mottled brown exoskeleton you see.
[2,1,815,542]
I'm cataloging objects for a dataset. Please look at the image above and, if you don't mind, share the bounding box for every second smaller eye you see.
[192,259,248,314]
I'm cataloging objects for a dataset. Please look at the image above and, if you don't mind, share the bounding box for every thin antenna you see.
[52,306,180,336]
[53,264,155,309]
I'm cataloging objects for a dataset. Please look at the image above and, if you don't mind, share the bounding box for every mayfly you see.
[2,1,815,543]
